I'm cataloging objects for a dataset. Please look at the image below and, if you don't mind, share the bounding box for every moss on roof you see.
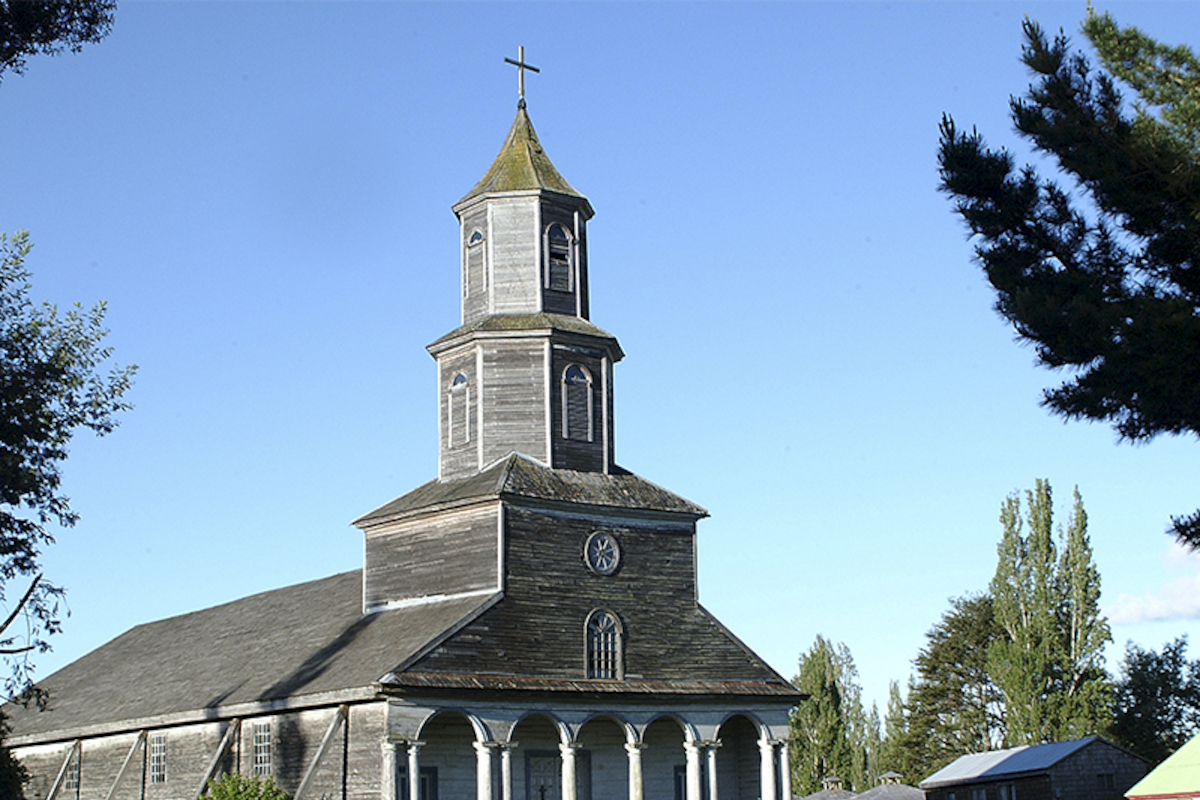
[459,105,583,203]
[428,312,621,358]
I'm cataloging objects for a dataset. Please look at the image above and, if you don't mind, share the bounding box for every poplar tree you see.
[790,636,872,794]
[988,481,1112,744]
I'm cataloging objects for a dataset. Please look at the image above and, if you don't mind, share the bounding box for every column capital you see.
[474,739,501,752]
[499,741,520,752]
[559,741,583,755]
[405,739,427,749]
[623,741,646,754]
[703,739,723,750]
[683,738,702,754]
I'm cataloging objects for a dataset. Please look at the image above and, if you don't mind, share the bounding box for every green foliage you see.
[201,773,291,800]
[937,14,1200,545]
[0,0,115,81]
[0,231,134,702]
[790,636,877,794]
[988,481,1112,744]
[1112,637,1200,764]
[898,595,1004,781]
[0,712,27,800]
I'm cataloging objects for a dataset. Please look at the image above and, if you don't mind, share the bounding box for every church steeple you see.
[429,90,620,481]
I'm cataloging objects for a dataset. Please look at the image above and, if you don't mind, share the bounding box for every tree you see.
[937,13,1200,546]
[0,231,134,703]
[790,636,875,794]
[1112,637,1200,764]
[0,0,115,81]
[988,481,1112,744]
[0,712,27,800]
[201,774,291,800]
[898,595,1005,781]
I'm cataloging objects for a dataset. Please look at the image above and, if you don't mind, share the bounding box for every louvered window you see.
[545,223,572,292]
[562,365,592,442]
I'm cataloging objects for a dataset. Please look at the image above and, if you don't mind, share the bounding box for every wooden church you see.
[6,57,803,800]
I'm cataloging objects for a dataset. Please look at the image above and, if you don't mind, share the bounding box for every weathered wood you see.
[102,731,146,800]
[194,719,240,800]
[44,740,79,800]
[294,705,348,800]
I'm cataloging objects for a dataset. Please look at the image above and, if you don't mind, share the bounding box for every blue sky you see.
[3,1,1200,717]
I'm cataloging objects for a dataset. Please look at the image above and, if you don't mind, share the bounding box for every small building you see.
[921,737,1150,800]
[1126,733,1200,800]
[804,775,857,800]
[856,772,922,800]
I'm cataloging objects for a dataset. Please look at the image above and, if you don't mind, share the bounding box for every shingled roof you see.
[458,105,584,205]
[5,571,496,745]
[355,452,707,527]
[427,313,622,360]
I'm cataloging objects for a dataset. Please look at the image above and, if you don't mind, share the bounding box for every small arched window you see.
[448,373,470,447]
[465,229,485,298]
[545,222,572,292]
[562,364,593,442]
[586,609,623,679]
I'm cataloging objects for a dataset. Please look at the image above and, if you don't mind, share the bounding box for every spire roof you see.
[459,105,584,204]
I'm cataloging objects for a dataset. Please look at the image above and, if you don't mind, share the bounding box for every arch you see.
[715,711,768,740]
[544,222,573,292]
[575,712,638,746]
[505,710,571,745]
[561,364,593,442]
[414,708,492,742]
[585,608,623,680]
[448,373,470,447]
[639,713,700,745]
[465,228,485,298]
[712,714,763,800]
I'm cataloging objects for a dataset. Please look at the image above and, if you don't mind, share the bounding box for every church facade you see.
[7,87,803,800]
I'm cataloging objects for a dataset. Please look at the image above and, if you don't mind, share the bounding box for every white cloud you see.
[1107,542,1200,624]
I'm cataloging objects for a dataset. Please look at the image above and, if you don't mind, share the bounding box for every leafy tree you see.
[790,636,874,794]
[0,0,115,81]
[0,231,134,703]
[988,481,1112,744]
[937,13,1200,545]
[201,773,291,800]
[1112,637,1200,764]
[0,712,27,799]
[899,595,1004,781]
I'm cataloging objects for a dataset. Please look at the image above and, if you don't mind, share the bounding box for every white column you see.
[685,740,703,800]
[779,741,792,800]
[624,742,645,800]
[705,740,722,800]
[474,741,497,800]
[560,743,580,800]
[500,743,518,800]
[407,741,425,800]
[381,741,400,800]
[759,737,777,800]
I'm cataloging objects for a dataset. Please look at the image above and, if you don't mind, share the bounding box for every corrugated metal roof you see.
[1127,734,1200,799]
[921,738,1098,788]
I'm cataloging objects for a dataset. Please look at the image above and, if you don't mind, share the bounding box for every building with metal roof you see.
[921,737,1149,800]
[1127,733,1200,800]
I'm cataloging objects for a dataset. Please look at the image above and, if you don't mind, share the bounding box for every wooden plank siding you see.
[363,502,500,612]
[549,345,609,473]
[438,348,479,479]
[409,504,782,684]
[487,198,541,316]
[480,340,547,468]
[15,705,385,800]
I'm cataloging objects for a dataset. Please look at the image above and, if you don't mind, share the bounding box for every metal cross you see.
[504,46,540,107]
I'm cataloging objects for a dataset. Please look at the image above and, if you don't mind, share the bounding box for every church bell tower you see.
[429,78,623,481]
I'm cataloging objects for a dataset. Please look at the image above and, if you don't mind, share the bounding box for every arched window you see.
[586,609,623,679]
[545,222,572,292]
[465,228,485,297]
[561,364,593,442]
[448,373,470,447]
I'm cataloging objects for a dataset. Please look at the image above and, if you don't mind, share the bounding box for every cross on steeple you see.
[504,46,540,108]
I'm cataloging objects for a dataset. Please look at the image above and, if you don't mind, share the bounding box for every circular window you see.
[585,531,621,576]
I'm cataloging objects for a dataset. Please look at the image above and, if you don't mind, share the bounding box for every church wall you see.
[549,344,608,473]
[539,204,581,318]
[642,719,687,800]
[438,346,480,479]
[15,703,387,800]
[488,198,540,315]
[363,502,500,611]
[576,718,627,800]
[462,206,489,322]
[479,340,547,467]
